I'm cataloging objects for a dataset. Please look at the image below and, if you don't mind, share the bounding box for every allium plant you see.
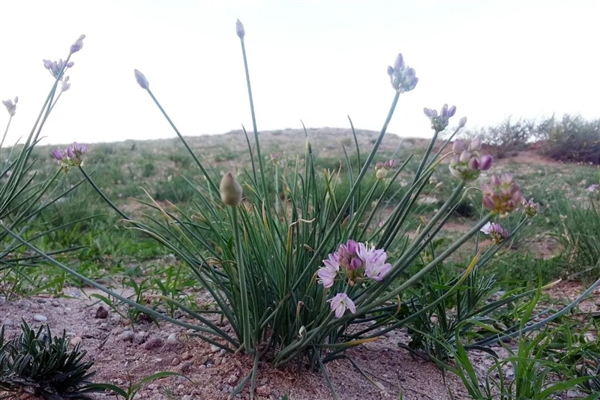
[0,35,88,290]
[6,24,600,399]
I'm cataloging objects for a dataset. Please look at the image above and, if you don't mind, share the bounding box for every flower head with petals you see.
[327,293,356,319]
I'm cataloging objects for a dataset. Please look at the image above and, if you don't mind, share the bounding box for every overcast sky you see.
[0,0,598,145]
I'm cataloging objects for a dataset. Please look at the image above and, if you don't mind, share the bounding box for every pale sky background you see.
[0,0,598,145]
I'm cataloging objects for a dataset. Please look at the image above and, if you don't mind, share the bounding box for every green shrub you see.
[0,322,100,399]
[539,114,600,164]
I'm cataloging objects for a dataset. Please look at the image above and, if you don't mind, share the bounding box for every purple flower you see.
[236,19,245,39]
[587,184,599,193]
[43,59,75,79]
[458,117,467,128]
[69,34,86,54]
[424,104,457,132]
[448,136,493,182]
[357,243,392,281]
[61,76,71,92]
[479,155,493,171]
[521,197,540,217]
[2,97,18,117]
[317,254,340,288]
[52,142,88,171]
[52,149,65,161]
[134,69,150,90]
[480,222,509,244]
[327,293,356,319]
[388,53,418,93]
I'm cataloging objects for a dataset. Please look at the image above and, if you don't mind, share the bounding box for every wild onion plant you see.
[4,23,600,400]
[0,35,88,296]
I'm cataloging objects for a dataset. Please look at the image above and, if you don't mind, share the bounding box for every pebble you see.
[51,300,60,307]
[143,337,163,350]
[227,374,238,385]
[166,333,178,345]
[95,306,109,319]
[199,355,209,365]
[219,349,226,356]
[171,357,181,366]
[118,330,134,342]
[70,336,82,347]
[256,385,271,397]
[181,351,193,360]
[33,314,47,322]
[133,332,148,345]
[112,327,125,335]
[182,396,192,400]
[214,357,222,366]
[180,361,192,373]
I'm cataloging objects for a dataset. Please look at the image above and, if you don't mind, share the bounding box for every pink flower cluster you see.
[449,137,493,182]
[482,173,523,217]
[375,160,395,180]
[52,142,88,170]
[317,240,392,319]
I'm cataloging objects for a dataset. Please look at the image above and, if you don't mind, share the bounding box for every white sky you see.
[0,0,598,145]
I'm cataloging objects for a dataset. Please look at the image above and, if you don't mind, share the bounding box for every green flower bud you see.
[220,172,243,206]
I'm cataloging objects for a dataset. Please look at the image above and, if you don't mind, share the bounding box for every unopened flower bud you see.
[134,69,149,90]
[376,168,387,180]
[387,66,394,76]
[69,34,86,54]
[458,117,467,128]
[423,108,433,118]
[375,161,384,170]
[447,105,456,118]
[220,172,243,206]
[479,154,493,170]
[393,53,404,71]
[441,104,449,119]
[459,150,470,163]
[468,157,479,171]
[469,136,482,152]
[236,19,245,39]
[452,140,465,154]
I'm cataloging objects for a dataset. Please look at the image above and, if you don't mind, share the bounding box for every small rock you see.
[181,351,193,360]
[166,333,178,345]
[36,298,47,304]
[219,349,226,356]
[133,332,148,345]
[112,327,124,335]
[143,337,163,350]
[147,384,157,390]
[51,301,60,307]
[182,396,192,400]
[33,314,47,322]
[118,330,134,342]
[199,355,209,365]
[180,361,192,373]
[210,344,220,353]
[95,306,109,319]
[256,385,271,397]
[227,374,238,385]
[171,357,181,366]
[214,357,222,366]
[70,337,82,347]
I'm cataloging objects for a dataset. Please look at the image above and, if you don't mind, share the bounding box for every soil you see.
[0,287,470,400]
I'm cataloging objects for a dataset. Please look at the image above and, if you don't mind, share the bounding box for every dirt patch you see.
[0,288,469,400]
